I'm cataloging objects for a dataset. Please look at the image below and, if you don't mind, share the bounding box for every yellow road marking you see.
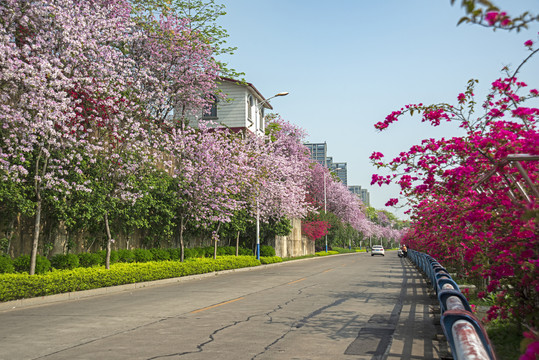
[287,278,306,285]
[323,269,334,273]
[190,297,244,314]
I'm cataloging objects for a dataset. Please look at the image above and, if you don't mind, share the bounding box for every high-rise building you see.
[304,143,348,185]
[304,142,327,166]
[326,156,333,168]
[330,162,347,186]
[349,185,370,206]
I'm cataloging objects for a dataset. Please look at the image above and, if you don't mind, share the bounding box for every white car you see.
[371,245,385,256]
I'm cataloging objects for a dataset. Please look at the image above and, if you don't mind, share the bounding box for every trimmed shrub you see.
[183,248,198,259]
[0,256,261,302]
[51,253,80,270]
[12,255,51,274]
[133,248,154,263]
[0,255,14,274]
[260,245,275,257]
[315,250,339,256]
[201,247,214,257]
[166,248,182,261]
[260,256,282,264]
[78,253,102,267]
[214,246,252,256]
[116,249,135,263]
[238,247,252,256]
[216,246,235,256]
[96,250,119,265]
[150,248,171,261]
[331,247,355,254]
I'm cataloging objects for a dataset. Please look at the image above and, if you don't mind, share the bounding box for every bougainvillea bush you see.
[301,220,331,241]
[371,5,538,329]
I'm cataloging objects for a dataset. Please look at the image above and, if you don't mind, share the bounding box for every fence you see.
[407,249,497,360]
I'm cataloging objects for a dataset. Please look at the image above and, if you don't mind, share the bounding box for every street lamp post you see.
[255,91,288,260]
[324,172,328,253]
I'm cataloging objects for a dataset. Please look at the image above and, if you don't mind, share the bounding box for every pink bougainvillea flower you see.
[524,40,534,47]
[385,198,399,207]
[520,341,539,360]
[369,152,384,160]
[485,11,499,25]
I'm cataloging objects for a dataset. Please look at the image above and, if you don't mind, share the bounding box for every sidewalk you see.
[386,257,452,360]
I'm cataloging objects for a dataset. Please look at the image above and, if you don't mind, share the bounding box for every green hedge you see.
[0,256,261,302]
[315,250,339,256]
[260,256,283,264]
[150,248,171,261]
[260,245,276,257]
[5,245,254,274]
[50,253,80,270]
[331,247,356,254]
[12,255,51,274]
[0,255,14,273]
[133,249,154,262]
[78,253,102,267]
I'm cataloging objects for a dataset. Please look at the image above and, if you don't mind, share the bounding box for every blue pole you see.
[256,201,260,260]
[325,235,328,253]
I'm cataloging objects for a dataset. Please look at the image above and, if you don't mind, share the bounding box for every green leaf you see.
[457,17,471,25]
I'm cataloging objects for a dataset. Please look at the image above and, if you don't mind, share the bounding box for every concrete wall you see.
[272,218,314,258]
[2,215,312,259]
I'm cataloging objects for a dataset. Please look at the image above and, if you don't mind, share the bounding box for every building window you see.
[259,105,264,131]
[203,95,218,119]
[247,95,254,124]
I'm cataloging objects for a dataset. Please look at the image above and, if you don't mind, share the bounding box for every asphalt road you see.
[0,252,443,360]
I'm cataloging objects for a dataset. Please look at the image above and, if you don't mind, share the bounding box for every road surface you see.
[0,252,447,359]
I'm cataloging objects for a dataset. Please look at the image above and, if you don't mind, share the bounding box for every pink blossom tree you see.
[254,117,313,221]
[163,124,247,261]
[0,0,147,273]
[304,161,396,249]
[0,0,221,271]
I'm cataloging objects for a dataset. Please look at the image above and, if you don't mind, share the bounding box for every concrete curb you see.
[0,253,346,312]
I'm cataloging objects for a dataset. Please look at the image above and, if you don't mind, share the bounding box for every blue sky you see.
[216,0,539,218]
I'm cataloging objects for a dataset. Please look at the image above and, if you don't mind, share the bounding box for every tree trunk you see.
[29,194,42,275]
[4,217,15,256]
[179,217,185,262]
[30,148,49,275]
[213,223,221,260]
[235,230,240,256]
[104,211,112,270]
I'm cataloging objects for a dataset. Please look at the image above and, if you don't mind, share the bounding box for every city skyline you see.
[305,142,369,206]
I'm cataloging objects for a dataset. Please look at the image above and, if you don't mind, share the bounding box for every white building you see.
[192,77,275,136]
